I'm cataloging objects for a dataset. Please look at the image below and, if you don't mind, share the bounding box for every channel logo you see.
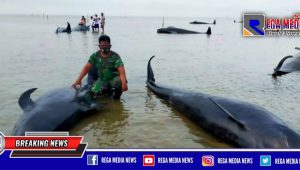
[202,155,215,167]
[260,155,271,166]
[243,14,265,36]
[87,154,98,166]
[143,155,155,166]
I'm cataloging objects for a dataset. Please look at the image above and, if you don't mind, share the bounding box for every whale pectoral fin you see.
[18,88,37,112]
[79,102,102,112]
[209,98,247,130]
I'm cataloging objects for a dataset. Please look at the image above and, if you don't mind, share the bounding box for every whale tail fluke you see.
[206,27,211,35]
[272,55,293,77]
[19,88,37,112]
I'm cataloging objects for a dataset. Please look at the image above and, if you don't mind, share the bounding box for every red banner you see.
[4,136,83,150]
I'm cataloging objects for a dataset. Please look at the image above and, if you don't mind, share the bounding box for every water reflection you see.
[70,98,129,148]
[145,88,158,112]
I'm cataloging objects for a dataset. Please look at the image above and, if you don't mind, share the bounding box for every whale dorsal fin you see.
[206,27,211,35]
[18,88,37,112]
[209,98,247,130]
[147,56,156,82]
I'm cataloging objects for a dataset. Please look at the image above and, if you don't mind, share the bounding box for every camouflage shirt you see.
[88,50,124,81]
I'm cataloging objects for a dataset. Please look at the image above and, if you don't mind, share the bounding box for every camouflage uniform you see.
[88,50,124,97]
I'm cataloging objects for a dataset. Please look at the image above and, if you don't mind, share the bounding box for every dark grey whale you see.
[272,49,300,77]
[157,26,211,34]
[146,56,300,148]
[12,87,99,136]
[56,23,90,33]
[55,22,71,33]
[72,25,90,32]
[190,20,216,25]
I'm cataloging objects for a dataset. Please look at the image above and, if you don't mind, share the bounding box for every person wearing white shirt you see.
[94,14,100,32]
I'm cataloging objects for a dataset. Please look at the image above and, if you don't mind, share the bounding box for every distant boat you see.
[234,20,243,23]
[157,26,211,35]
[190,20,216,25]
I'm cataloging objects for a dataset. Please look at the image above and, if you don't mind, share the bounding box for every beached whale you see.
[55,22,71,33]
[272,49,300,77]
[157,26,211,34]
[12,87,99,136]
[72,25,90,32]
[56,23,90,33]
[190,20,216,25]
[146,56,300,148]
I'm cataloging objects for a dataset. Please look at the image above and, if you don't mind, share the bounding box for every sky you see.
[1,0,300,17]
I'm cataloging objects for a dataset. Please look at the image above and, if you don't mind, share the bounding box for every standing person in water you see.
[94,14,100,32]
[79,16,86,26]
[90,16,95,32]
[72,35,128,99]
[100,12,105,33]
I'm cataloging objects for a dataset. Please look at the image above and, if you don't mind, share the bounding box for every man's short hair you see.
[99,35,110,43]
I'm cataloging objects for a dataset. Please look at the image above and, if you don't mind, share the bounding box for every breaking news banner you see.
[1,131,300,170]
[0,131,87,158]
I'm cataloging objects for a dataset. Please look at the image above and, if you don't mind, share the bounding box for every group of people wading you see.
[79,13,105,33]
[85,12,105,34]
